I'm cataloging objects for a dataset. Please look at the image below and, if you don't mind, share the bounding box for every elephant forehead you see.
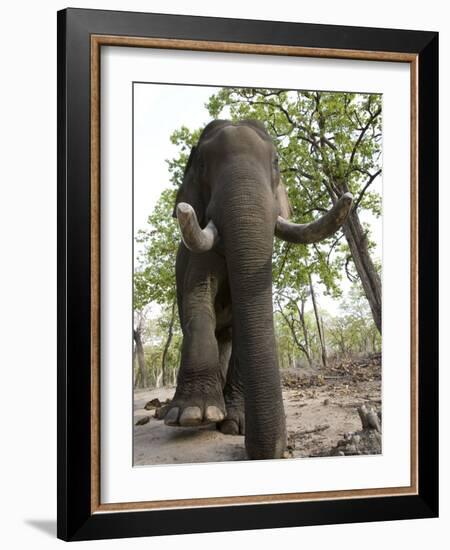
[201,124,274,159]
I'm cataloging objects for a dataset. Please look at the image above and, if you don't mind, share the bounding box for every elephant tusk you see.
[275,192,353,244]
[176,202,219,253]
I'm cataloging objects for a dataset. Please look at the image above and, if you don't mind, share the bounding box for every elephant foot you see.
[218,407,245,435]
[218,372,245,435]
[162,377,226,427]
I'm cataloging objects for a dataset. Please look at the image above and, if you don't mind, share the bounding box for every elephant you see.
[161,119,352,460]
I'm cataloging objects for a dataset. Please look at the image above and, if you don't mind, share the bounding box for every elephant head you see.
[173,119,352,459]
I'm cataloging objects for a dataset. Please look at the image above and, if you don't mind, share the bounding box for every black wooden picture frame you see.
[57,7,438,541]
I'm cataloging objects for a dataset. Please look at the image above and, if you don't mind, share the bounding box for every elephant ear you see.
[276,183,292,219]
[172,145,205,225]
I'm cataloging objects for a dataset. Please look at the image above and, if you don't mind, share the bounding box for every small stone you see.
[154,405,170,419]
[144,398,161,410]
[135,416,150,426]
[323,398,330,406]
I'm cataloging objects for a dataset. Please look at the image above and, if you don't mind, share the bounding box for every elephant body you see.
[161,119,352,460]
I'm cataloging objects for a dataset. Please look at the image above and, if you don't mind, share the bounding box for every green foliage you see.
[134,188,179,311]
[206,88,382,300]
[326,284,381,356]
[165,126,203,189]
[275,281,381,368]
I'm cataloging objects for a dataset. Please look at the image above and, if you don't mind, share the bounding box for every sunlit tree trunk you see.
[133,343,139,387]
[297,298,312,367]
[133,328,146,388]
[343,210,382,333]
[309,274,327,369]
[161,300,176,386]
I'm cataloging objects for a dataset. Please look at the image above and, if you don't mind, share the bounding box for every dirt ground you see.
[134,355,381,465]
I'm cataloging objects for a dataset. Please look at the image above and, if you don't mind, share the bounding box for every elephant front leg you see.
[163,249,228,427]
[218,353,245,435]
[164,314,226,427]
[164,331,225,427]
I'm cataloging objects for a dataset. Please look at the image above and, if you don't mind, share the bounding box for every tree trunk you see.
[161,300,176,386]
[372,333,377,352]
[133,328,146,388]
[133,343,140,388]
[297,298,313,367]
[309,273,327,368]
[155,370,163,388]
[343,210,382,333]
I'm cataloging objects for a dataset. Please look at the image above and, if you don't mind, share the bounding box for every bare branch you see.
[347,107,382,171]
[326,232,345,265]
[275,243,292,283]
[352,169,382,212]
[345,255,357,282]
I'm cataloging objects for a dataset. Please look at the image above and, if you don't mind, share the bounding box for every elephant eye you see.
[273,156,279,168]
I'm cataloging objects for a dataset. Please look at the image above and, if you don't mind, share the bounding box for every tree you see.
[134,188,180,309]
[133,187,182,387]
[133,309,148,388]
[208,89,382,332]
[275,289,313,367]
[327,282,381,357]
[133,129,202,387]
[159,299,177,386]
[308,273,327,368]
[133,127,203,350]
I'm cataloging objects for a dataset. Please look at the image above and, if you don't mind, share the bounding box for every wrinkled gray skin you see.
[162,120,352,460]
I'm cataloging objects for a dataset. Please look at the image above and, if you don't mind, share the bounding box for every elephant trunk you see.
[219,176,286,460]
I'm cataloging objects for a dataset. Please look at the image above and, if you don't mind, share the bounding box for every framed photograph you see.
[57,8,438,541]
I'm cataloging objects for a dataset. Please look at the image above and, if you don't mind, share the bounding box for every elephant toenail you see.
[205,406,224,423]
[179,406,202,426]
[164,407,180,426]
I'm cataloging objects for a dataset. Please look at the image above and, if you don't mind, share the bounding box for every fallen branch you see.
[294,424,330,437]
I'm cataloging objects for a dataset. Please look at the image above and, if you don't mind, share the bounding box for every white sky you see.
[133,83,382,317]
[133,83,221,237]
